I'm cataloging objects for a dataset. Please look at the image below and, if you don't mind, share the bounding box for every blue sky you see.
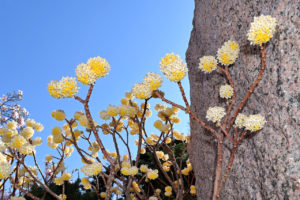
[0,0,194,175]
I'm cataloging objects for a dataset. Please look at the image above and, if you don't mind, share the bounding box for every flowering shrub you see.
[0,15,276,200]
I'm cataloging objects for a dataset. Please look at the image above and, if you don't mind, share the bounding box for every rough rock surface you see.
[186,0,300,199]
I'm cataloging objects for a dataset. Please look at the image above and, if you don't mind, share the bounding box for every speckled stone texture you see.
[186,0,300,199]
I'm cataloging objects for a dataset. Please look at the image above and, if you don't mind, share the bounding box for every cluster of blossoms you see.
[131,72,163,99]
[206,106,226,123]
[48,77,79,99]
[217,40,240,66]
[247,15,277,45]
[0,91,29,126]
[0,118,43,182]
[219,84,234,99]
[160,53,188,82]
[80,162,102,176]
[48,56,110,98]
[235,113,266,132]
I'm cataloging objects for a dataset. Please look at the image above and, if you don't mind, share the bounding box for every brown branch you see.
[10,177,41,200]
[227,45,266,130]
[154,90,219,138]
[212,135,224,200]
[223,65,236,127]
[177,81,190,113]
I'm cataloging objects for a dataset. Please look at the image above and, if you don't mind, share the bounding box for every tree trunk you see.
[186,0,300,199]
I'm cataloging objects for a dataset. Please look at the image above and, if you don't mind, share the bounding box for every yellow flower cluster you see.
[190,185,196,195]
[164,186,172,197]
[143,72,163,91]
[149,196,158,200]
[11,197,26,200]
[160,53,188,82]
[87,56,110,78]
[247,15,277,45]
[206,106,226,123]
[199,56,218,73]
[0,161,11,179]
[131,72,162,99]
[121,166,139,176]
[80,162,102,176]
[81,177,92,189]
[217,41,240,65]
[219,84,234,99]
[48,77,79,98]
[76,63,98,85]
[146,169,159,180]
[234,113,247,128]
[132,181,141,193]
[244,114,266,132]
[48,56,109,98]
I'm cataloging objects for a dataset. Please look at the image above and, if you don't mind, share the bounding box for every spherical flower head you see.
[76,63,98,85]
[247,15,277,45]
[121,167,131,176]
[165,186,172,192]
[81,162,102,176]
[19,143,35,155]
[59,194,67,200]
[156,151,164,159]
[199,56,218,73]
[190,185,196,195]
[219,84,234,99]
[54,177,64,185]
[160,53,188,82]
[87,56,110,78]
[106,105,119,117]
[99,110,111,121]
[206,106,226,123]
[132,82,152,99]
[34,123,44,132]
[10,135,27,149]
[143,72,163,91]
[7,121,17,130]
[60,77,79,98]
[146,169,158,180]
[129,166,139,175]
[26,119,36,127]
[21,127,34,139]
[45,154,53,162]
[48,80,63,99]
[234,113,247,128]
[140,164,148,173]
[100,192,106,198]
[217,41,240,65]
[149,196,158,200]
[165,191,172,197]
[0,141,7,152]
[61,172,71,180]
[0,161,11,179]
[244,114,266,132]
[52,110,66,121]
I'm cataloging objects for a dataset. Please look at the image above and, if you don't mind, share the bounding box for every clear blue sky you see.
[0,0,194,176]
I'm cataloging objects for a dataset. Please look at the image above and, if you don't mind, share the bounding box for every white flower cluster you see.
[235,113,266,132]
[217,41,240,65]
[81,162,102,176]
[76,63,98,85]
[131,82,153,99]
[219,84,234,99]
[206,106,226,123]
[160,53,188,82]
